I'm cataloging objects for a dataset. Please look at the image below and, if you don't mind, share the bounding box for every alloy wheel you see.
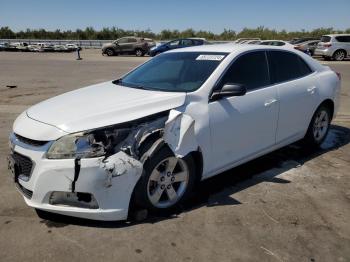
[147,157,189,208]
[313,109,329,142]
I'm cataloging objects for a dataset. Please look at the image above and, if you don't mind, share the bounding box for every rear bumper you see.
[314,48,332,57]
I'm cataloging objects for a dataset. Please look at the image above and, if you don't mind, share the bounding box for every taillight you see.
[324,43,332,48]
[336,72,341,80]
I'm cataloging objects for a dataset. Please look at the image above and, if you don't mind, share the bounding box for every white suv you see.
[8,44,341,221]
[314,34,350,61]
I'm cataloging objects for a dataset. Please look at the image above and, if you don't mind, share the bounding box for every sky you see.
[0,0,349,33]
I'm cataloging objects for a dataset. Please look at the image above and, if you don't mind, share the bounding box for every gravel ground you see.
[0,50,349,262]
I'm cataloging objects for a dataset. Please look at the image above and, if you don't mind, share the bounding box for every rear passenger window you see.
[220,51,269,91]
[335,36,350,42]
[182,39,193,46]
[268,51,312,84]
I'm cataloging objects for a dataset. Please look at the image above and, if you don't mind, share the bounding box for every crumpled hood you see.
[27,81,186,133]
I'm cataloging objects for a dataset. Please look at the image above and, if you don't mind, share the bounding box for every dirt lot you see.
[0,50,349,262]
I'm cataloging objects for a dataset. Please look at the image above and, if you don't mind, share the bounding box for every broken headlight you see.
[46,127,131,159]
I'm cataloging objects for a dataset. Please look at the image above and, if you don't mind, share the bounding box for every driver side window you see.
[220,51,270,91]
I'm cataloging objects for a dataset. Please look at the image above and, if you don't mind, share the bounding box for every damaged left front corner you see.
[98,109,199,187]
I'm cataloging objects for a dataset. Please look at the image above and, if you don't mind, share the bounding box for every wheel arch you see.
[332,48,347,57]
[319,99,335,120]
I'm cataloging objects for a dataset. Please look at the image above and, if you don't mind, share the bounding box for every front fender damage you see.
[69,109,198,219]
[99,109,198,186]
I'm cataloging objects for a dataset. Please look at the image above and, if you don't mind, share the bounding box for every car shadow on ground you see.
[37,124,350,228]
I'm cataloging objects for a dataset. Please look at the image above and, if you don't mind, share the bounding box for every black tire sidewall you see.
[134,146,196,212]
[304,105,331,147]
[106,49,114,56]
[333,50,345,61]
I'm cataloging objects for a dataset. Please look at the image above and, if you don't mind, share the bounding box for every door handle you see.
[264,99,277,107]
[307,86,317,94]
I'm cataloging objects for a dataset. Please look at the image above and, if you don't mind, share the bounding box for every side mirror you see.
[211,84,246,101]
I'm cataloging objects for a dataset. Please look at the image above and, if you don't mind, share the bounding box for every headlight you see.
[46,127,131,159]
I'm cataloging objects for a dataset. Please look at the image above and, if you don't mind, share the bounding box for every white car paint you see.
[9,44,340,221]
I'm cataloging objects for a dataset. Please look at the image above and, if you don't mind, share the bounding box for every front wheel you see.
[134,147,195,212]
[105,48,115,56]
[303,105,331,147]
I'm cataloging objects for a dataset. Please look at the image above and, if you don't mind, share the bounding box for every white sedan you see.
[8,44,341,221]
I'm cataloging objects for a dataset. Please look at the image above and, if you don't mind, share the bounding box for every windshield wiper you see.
[112,78,123,85]
[113,79,151,90]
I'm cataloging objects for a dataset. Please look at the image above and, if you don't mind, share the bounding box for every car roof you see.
[167,43,296,54]
[323,34,350,37]
[260,40,286,42]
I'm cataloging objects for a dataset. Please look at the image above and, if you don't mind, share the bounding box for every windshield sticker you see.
[196,54,225,61]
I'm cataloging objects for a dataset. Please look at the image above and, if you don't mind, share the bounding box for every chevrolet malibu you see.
[8,44,341,221]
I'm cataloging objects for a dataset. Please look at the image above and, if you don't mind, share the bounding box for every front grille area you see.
[14,133,49,147]
[12,152,33,179]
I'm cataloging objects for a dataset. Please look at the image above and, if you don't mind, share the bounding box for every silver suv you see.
[314,34,350,61]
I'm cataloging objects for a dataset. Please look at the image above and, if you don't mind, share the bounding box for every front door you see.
[208,51,279,172]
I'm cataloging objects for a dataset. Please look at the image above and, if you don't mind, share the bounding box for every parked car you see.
[290,38,320,45]
[102,37,155,57]
[28,44,41,52]
[149,38,208,56]
[294,40,320,56]
[259,40,295,48]
[0,43,6,51]
[53,45,69,52]
[65,44,79,51]
[234,38,260,43]
[245,40,262,44]
[12,42,29,52]
[314,34,350,61]
[0,42,17,51]
[8,44,340,221]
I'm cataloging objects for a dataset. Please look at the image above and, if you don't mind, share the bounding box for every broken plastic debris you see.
[100,151,143,187]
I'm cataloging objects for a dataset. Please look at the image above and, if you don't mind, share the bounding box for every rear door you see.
[117,37,135,53]
[267,50,318,143]
[335,36,350,55]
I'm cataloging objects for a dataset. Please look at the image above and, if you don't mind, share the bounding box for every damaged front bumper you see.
[9,139,143,221]
[9,109,199,221]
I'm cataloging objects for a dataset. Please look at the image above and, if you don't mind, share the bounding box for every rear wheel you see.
[135,146,195,212]
[333,50,346,61]
[135,49,144,57]
[303,105,331,147]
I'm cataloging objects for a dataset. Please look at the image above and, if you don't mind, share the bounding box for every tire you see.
[134,146,195,212]
[333,50,346,61]
[303,105,331,148]
[135,49,144,57]
[105,48,115,56]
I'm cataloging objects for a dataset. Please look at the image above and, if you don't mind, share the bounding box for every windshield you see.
[118,52,228,92]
